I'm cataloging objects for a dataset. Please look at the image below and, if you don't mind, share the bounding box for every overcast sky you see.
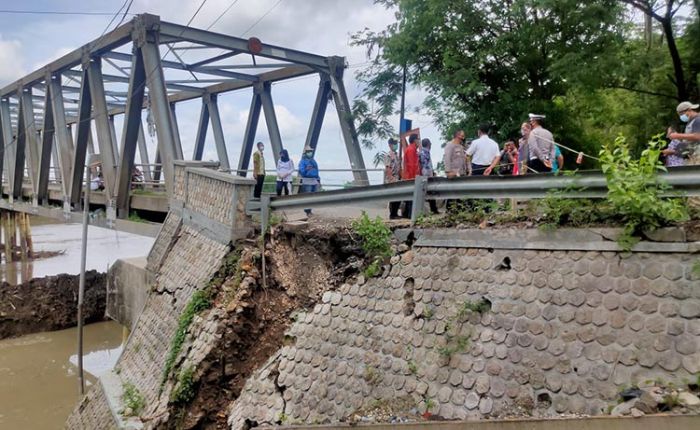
[0,0,439,186]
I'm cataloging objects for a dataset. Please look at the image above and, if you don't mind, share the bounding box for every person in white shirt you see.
[466,123,501,176]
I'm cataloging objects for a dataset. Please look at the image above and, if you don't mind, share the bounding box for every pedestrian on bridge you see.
[419,138,440,215]
[466,123,501,176]
[444,130,467,178]
[384,138,401,219]
[253,141,266,198]
[299,146,320,217]
[402,134,421,218]
[276,149,294,196]
[527,114,555,173]
[667,101,700,208]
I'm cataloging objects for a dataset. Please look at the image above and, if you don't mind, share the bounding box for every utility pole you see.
[77,153,99,395]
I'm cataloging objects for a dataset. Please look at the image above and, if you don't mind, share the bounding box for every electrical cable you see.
[240,0,284,37]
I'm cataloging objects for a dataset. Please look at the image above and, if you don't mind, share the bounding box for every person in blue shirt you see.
[298,145,320,217]
[551,145,564,173]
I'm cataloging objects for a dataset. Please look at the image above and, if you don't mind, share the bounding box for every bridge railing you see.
[247,166,700,230]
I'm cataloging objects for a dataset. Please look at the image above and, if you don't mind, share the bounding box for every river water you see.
[0,321,124,429]
[0,220,155,428]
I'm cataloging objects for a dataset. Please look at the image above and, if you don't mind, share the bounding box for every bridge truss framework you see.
[0,13,367,220]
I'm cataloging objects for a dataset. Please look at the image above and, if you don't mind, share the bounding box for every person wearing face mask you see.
[276,149,294,196]
[667,102,700,157]
[252,141,266,198]
[668,101,700,208]
[384,138,401,219]
[298,145,320,217]
[444,129,467,178]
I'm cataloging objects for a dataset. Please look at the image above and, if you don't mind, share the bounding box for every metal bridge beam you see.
[303,73,331,158]
[259,82,283,164]
[237,89,262,176]
[49,74,75,198]
[19,89,40,197]
[69,67,92,204]
[159,21,329,69]
[0,99,9,194]
[88,58,119,200]
[115,45,147,216]
[328,57,368,186]
[169,102,183,160]
[204,93,230,170]
[142,35,179,191]
[193,96,209,161]
[37,81,54,203]
[137,121,152,182]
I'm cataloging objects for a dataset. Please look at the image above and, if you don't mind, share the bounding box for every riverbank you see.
[0,270,107,339]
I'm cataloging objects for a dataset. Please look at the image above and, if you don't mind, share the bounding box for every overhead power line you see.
[241,0,284,37]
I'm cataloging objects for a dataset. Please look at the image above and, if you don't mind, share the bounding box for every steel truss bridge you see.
[0,13,367,220]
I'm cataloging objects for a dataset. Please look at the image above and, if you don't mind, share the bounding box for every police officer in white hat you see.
[527,113,555,173]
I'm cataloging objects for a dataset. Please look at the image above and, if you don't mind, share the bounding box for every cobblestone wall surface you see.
[119,225,228,406]
[64,380,117,430]
[66,224,228,428]
[146,211,182,274]
[172,164,186,201]
[185,173,234,225]
[229,247,700,428]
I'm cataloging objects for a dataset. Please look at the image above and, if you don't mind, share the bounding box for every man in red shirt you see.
[401,134,421,218]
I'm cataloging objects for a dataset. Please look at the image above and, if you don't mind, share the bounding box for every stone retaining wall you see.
[228,238,700,427]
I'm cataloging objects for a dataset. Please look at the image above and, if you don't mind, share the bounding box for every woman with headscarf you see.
[276,149,294,196]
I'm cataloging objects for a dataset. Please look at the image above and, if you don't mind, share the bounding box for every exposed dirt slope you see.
[158,221,364,430]
[0,270,107,339]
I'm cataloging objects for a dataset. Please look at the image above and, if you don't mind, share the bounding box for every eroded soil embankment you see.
[159,222,365,430]
[0,270,107,339]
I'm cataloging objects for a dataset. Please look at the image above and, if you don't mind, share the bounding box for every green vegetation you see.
[363,366,382,386]
[600,135,688,250]
[457,299,492,319]
[436,334,470,359]
[161,289,213,389]
[121,382,146,416]
[423,396,436,412]
[352,212,393,278]
[407,359,418,375]
[352,1,699,162]
[692,260,700,278]
[171,366,197,404]
[127,212,148,223]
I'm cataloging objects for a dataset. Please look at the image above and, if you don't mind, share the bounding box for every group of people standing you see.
[383,113,564,219]
[252,141,320,216]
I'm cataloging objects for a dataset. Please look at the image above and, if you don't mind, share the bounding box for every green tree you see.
[618,0,698,101]
[352,0,625,158]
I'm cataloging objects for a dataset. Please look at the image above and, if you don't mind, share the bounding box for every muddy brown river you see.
[0,321,124,429]
[0,220,154,428]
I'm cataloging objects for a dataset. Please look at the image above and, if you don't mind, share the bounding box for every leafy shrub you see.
[352,212,392,259]
[171,366,197,404]
[121,382,146,416]
[599,134,688,250]
[161,289,213,388]
[352,212,392,277]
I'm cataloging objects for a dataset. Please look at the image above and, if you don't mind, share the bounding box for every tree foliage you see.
[352,0,699,159]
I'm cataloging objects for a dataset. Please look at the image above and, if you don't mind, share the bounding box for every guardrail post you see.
[411,176,428,225]
[259,194,271,290]
[260,194,271,235]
